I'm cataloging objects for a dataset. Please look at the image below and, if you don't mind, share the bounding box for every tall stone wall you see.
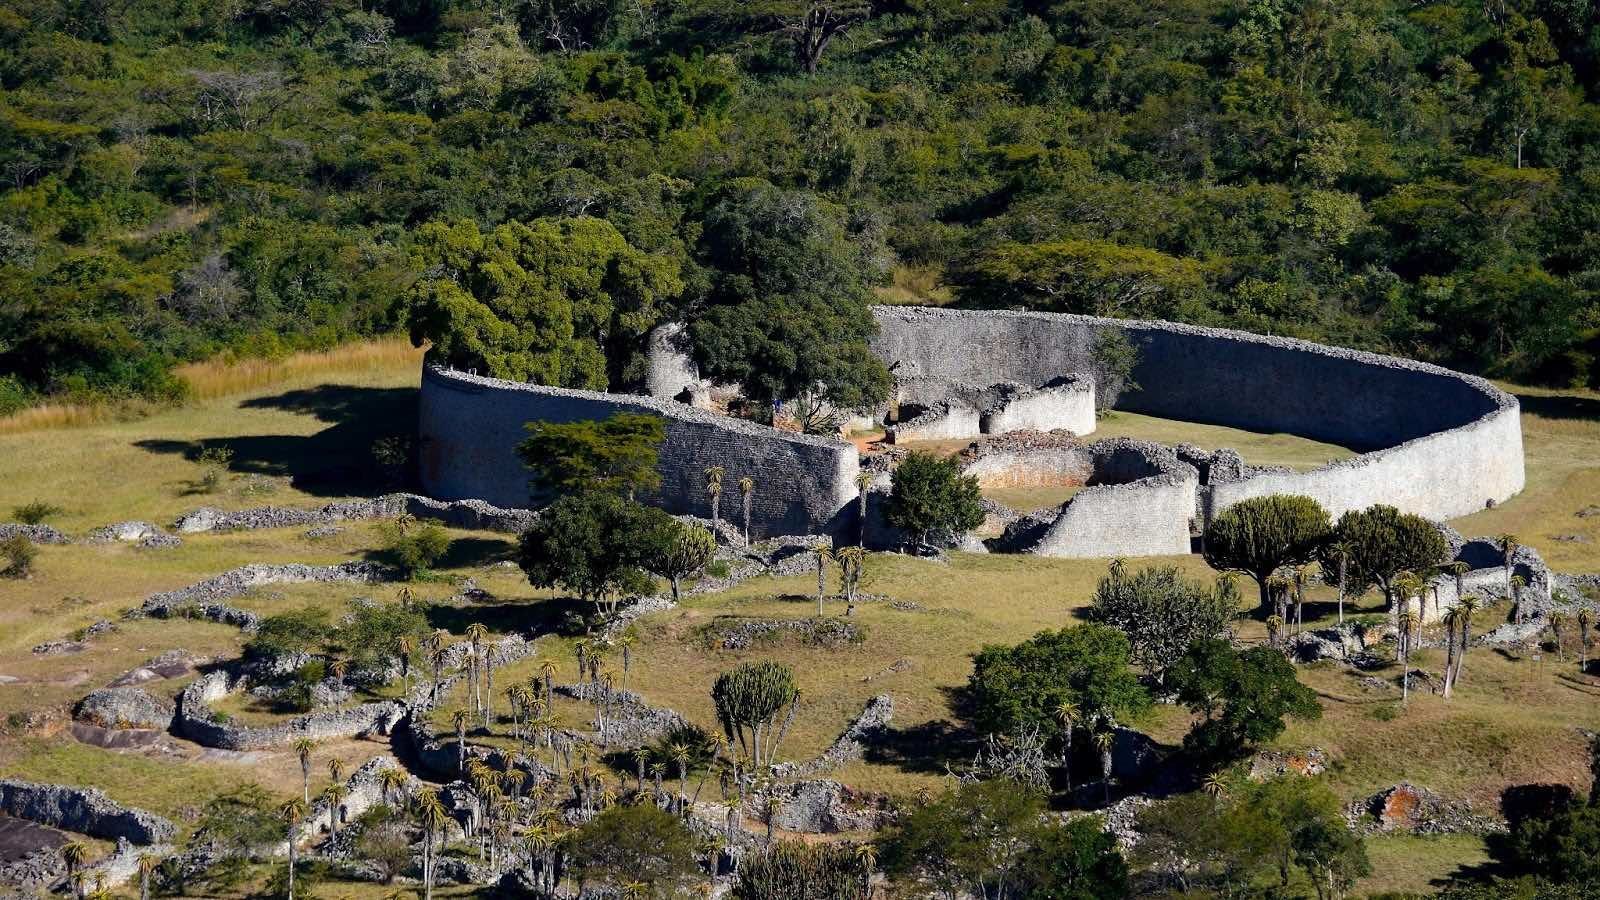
[1026,440,1199,558]
[418,366,859,539]
[871,307,1524,522]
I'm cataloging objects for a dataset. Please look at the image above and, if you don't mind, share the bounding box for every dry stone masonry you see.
[418,305,1525,558]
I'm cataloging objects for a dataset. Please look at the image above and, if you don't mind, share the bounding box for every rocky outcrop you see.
[756,780,895,834]
[74,687,176,731]
[703,617,866,651]
[0,523,69,544]
[554,682,689,749]
[85,520,180,549]
[773,695,893,779]
[173,492,536,536]
[0,780,176,845]
[1247,747,1330,780]
[130,561,392,631]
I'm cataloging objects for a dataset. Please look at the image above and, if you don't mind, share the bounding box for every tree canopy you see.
[1087,561,1241,684]
[885,451,986,548]
[517,411,665,499]
[1168,638,1322,766]
[967,623,1150,737]
[1202,495,1331,613]
[1328,503,1451,604]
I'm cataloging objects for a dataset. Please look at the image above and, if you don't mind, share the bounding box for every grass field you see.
[2,341,1600,896]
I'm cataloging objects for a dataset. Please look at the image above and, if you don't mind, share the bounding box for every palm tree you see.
[278,796,308,900]
[814,543,833,616]
[136,852,162,900]
[1580,608,1593,673]
[412,788,449,900]
[1052,701,1078,791]
[739,476,755,545]
[482,642,497,727]
[1203,774,1227,802]
[61,842,88,900]
[1265,614,1284,649]
[1291,565,1309,636]
[1456,595,1480,682]
[1093,728,1115,804]
[322,783,350,840]
[632,747,651,793]
[705,466,725,532]
[465,622,489,719]
[669,741,691,811]
[617,634,635,693]
[836,545,864,611]
[538,660,556,709]
[855,471,874,544]
[1441,606,1462,699]
[379,766,409,807]
[1500,533,1521,589]
[1326,540,1351,626]
[1511,575,1528,623]
[329,658,349,709]
[854,842,877,897]
[396,634,414,695]
[292,738,316,805]
[328,757,346,787]
[1551,611,1568,662]
[453,708,471,773]
[1399,610,1421,705]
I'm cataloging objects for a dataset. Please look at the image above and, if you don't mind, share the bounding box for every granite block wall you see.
[419,366,859,539]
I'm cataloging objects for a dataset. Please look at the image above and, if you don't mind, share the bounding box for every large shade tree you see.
[1202,495,1331,614]
[1329,504,1450,609]
[407,217,682,389]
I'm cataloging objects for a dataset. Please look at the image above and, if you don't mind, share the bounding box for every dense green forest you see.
[4,0,1600,413]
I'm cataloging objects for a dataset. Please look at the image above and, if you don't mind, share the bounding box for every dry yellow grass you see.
[175,338,423,402]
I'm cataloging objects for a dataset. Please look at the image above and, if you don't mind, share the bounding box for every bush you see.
[196,445,234,493]
[11,500,62,524]
[886,451,985,548]
[246,606,331,660]
[1,535,37,578]
[1168,638,1322,767]
[967,623,1150,737]
[386,522,451,579]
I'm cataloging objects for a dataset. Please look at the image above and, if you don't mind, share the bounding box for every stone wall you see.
[871,307,1524,522]
[981,379,1096,436]
[886,402,982,443]
[174,671,404,750]
[1029,440,1198,558]
[417,365,859,539]
[0,780,176,845]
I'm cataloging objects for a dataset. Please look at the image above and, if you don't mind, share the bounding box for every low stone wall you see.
[174,493,535,536]
[981,379,1096,436]
[418,365,859,539]
[131,562,392,632]
[772,694,893,779]
[174,671,404,750]
[0,780,176,845]
[0,523,69,544]
[886,402,981,443]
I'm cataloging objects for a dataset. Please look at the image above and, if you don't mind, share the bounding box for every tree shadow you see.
[1513,391,1600,422]
[861,684,981,775]
[134,385,419,498]
[423,598,588,638]
[363,537,515,572]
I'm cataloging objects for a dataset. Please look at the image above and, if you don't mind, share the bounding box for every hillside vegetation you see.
[6,0,1600,415]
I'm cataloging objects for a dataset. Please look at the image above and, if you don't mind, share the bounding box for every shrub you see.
[246,606,331,660]
[1,535,37,578]
[733,841,871,899]
[196,444,234,493]
[11,500,62,524]
[565,804,698,893]
[886,451,985,548]
[967,623,1150,737]
[386,522,451,579]
[1168,638,1322,767]
[1087,561,1240,683]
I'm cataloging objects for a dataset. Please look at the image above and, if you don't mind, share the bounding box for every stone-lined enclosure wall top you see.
[870,307,1524,522]
[417,306,1524,554]
[418,366,859,539]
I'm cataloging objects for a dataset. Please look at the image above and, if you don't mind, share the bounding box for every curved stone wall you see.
[418,365,859,539]
[871,307,1524,522]
[175,671,403,750]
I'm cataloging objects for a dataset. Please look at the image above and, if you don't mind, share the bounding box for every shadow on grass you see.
[862,685,981,776]
[1514,391,1600,422]
[424,598,588,638]
[363,537,514,572]
[135,385,418,498]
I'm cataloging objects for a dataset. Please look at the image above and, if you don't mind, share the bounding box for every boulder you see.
[1248,748,1330,780]
[760,780,895,834]
[74,688,176,731]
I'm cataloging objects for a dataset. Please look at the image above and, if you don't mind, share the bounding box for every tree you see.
[1203,495,1331,614]
[518,413,666,500]
[711,661,799,768]
[411,788,449,900]
[885,452,985,549]
[61,842,88,900]
[704,466,724,530]
[383,521,451,580]
[954,239,1204,319]
[136,853,161,900]
[0,534,37,578]
[876,779,1046,899]
[1168,638,1321,767]
[689,182,889,415]
[1330,505,1449,609]
[1087,561,1240,684]
[1016,816,1130,900]
[277,796,307,900]
[646,520,715,601]
[566,804,698,896]
[813,543,832,615]
[292,738,316,806]
[733,840,871,899]
[739,476,755,545]
[406,217,682,390]
[519,492,675,620]
[967,624,1150,739]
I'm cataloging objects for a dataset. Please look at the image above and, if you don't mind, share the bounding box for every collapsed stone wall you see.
[418,365,859,539]
[871,306,1524,523]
